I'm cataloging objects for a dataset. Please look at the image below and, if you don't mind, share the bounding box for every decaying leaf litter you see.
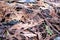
[0,0,60,40]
